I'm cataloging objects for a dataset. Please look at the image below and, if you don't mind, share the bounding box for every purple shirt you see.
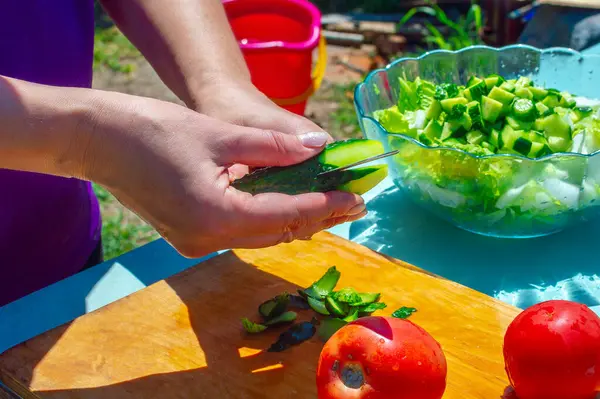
[0,1,101,306]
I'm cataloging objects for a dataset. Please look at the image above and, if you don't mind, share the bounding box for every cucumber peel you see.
[298,266,341,299]
[231,139,388,196]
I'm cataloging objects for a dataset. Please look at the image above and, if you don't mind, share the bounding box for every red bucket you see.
[222,0,327,115]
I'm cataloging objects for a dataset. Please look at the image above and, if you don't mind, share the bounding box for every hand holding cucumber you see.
[71,92,366,258]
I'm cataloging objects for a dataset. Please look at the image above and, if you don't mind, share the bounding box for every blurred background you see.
[91,0,600,260]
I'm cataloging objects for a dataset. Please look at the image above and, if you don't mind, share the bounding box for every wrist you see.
[0,76,94,178]
[192,79,274,121]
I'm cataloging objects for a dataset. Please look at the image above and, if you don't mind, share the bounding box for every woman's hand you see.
[193,80,333,179]
[73,91,365,258]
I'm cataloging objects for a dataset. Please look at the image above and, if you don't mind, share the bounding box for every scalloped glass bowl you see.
[354,45,600,238]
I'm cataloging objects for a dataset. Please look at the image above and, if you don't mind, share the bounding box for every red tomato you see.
[503,300,600,399]
[315,316,447,399]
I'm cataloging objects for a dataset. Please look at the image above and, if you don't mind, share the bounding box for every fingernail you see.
[347,203,366,216]
[298,132,330,148]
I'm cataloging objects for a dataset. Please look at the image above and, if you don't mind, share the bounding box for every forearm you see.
[99,0,253,110]
[0,75,95,178]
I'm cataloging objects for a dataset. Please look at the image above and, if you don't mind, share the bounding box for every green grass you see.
[93,25,140,73]
[92,24,156,261]
[330,82,363,139]
[92,184,160,261]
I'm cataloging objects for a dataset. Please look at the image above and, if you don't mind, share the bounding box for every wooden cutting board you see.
[0,232,520,399]
[538,0,600,9]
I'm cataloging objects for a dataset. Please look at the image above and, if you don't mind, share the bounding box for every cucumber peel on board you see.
[230,139,389,195]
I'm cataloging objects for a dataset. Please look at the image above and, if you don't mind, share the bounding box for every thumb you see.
[218,129,331,167]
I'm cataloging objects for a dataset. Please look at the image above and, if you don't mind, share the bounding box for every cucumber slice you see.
[467,101,484,130]
[482,141,496,152]
[337,165,388,195]
[300,266,341,299]
[506,115,533,131]
[538,113,572,152]
[511,98,537,121]
[440,97,468,113]
[515,87,533,100]
[232,139,388,195]
[484,74,505,90]
[324,295,349,318]
[542,93,562,109]
[559,94,577,109]
[489,86,516,106]
[466,130,485,145]
[440,122,453,141]
[535,102,552,117]
[467,76,483,87]
[481,95,503,123]
[513,137,533,156]
[307,296,330,315]
[490,128,502,148]
[425,100,443,120]
[573,106,594,122]
[500,125,521,150]
[421,119,443,144]
[529,86,548,101]
[464,81,487,102]
[500,81,516,93]
[515,76,533,87]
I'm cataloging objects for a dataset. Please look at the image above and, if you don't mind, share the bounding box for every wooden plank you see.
[538,0,600,9]
[0,232,520,399]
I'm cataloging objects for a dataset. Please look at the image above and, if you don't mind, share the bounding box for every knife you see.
[317,149,399,178]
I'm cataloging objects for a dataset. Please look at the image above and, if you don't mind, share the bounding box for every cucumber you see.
[467,76,483,87]
[542,92,562,109]
[573,106,593,122]
[481,95,503,123]
[421,119,443,145]
[484,74,505,90]
[513,137,533,156]
[337,166,389,195]
[535,102,552,117]
[511,98,537,121]
[559,94,577,109]
[500,81,516,93]
[537,113,572,152]
[514,87,533,100]
[488,86,516,105]
[440,97,468,113]
[467,101,484,130]
[515,76,533,87]
[529,86,548,101]
[499,125,520,151]
[506,115,533,131]
[464,81,487,102]
[490,128,502,148]
[466,130,485,145]
[324,296,348,318]
[425,100,443,120]
[482,141,496,152]
[231,139,389,195]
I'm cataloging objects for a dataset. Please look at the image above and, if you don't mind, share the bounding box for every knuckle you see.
[285,197,310,231]
[263,130,288,161]
[276,230,295,245]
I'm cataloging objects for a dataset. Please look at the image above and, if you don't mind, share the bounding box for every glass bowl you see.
[354,45,600,238]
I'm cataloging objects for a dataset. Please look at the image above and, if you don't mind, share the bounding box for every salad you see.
[372,74,600,235]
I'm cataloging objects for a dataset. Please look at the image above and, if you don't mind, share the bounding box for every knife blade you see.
[316,149,399,178]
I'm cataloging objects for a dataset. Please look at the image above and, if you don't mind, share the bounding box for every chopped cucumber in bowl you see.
[370,72,600,238]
